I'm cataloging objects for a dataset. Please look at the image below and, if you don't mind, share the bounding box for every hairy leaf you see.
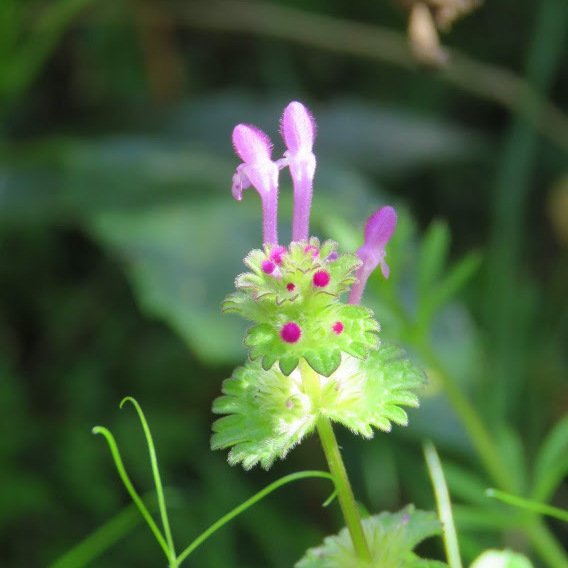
[295,505,444,568]
[211,343,424,469]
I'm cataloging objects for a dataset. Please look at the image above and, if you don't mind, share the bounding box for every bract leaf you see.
[304,348,342,377]
[232,240,380,376]
[211,360,317,470]
[321,344,425,437]
[212,343,424,469]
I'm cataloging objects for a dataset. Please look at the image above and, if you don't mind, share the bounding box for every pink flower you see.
[348,206,397,305]
[280,102,317,242]
[232,124,280,245]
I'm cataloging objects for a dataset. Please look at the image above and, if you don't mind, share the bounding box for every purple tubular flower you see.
[348,206,397,305]
[280,101,317,242]
[232,124,280,245]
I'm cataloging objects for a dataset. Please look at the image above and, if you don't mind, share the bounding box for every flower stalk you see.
[222,101,416,563]
[299,359,372,562]
[316,416,371,562]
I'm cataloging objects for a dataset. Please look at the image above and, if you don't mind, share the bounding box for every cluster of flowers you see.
[212,102,424,472]
[231,101,396,308]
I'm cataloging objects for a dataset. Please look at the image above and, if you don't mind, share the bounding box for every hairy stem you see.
[299,359,371,561]
[316,416,371,561]
[261,181,279,245]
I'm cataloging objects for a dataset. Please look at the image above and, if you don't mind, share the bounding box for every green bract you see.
[222,238,378,376]
[295,505,447,568]
[211,343,425,470]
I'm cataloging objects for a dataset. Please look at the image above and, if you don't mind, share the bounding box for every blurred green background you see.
[1,0,567,567]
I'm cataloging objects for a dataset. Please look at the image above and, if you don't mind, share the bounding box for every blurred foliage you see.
[0,0,567,567]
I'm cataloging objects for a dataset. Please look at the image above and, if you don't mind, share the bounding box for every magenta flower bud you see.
[313,270,330,288]
[280,322,301,343]
[348,206,397,305]
[304,245,319,258]
[280,101,317,242]
[232,124,280,245]
[261,260,276,274]
[269,245,287,265]
[325,251,339,263]
[332,321,344,335]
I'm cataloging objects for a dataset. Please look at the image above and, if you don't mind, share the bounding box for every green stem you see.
[92,426,170,558]
[120,398,177,566]
[316,416,371,562]
[175,471,335,566]
[298,359,371,562]
[487,488,568,524]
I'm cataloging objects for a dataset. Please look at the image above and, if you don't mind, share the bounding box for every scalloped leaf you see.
[212,343,425,469]
[241,302,379,376]
[211,360,317,470]
[279,355,299,376]
[321,343,425,437]
[224,240,381,374]
[326,253,361,294]
[295,505,444,568]
[227,239,362,310]
[221,290,268,322]
[304,347,342,377]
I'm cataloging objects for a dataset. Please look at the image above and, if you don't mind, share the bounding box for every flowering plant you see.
[211,101,441,566]
[86,101,546,568]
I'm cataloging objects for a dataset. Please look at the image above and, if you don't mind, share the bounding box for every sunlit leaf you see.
[211,343,424,469]
[295,505,444,568]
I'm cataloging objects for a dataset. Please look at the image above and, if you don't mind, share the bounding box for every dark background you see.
[0,0,567,567]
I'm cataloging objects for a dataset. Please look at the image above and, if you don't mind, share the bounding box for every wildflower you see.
[280,101,317,242]
[217,102,424,475]
[232,124,280,245]
[348,206,397,305]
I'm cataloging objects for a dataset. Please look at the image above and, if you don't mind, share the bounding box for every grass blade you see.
[424,441,463,568]
[486,489,568,523]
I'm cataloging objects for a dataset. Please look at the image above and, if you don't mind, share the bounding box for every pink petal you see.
[232,124,273,165]
[364,206,397,248]
[231,164,251,200]
[280,101,316,155]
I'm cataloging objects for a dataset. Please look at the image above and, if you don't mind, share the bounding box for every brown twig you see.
[178,0,568,153]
